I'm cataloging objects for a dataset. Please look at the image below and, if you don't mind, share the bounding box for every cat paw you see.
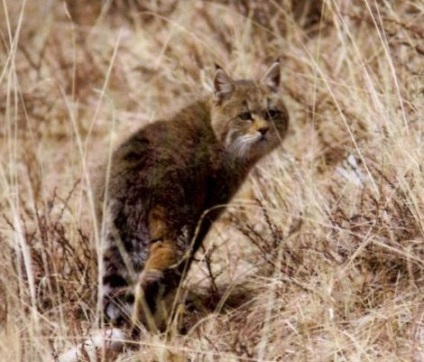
[131,269,165,331]
[139,269,164,289]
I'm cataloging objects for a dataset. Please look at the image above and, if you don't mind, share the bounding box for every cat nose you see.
[258,126,269,135]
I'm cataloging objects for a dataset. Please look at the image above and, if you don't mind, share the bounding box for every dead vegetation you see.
[0,0,423,360]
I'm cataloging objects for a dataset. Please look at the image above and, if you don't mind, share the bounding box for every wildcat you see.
[94,61,289,333]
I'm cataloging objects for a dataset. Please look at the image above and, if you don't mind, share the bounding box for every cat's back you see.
[114,99,213,169]
[94,99,217,212]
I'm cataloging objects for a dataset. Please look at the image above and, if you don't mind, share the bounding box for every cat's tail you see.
[57,328,128,362]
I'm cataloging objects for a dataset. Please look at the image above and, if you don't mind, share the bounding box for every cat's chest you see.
[181,162,216,210]
[184,161,238,211]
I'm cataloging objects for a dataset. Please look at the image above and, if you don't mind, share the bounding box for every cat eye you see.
[266,109,279,119]
[239,112,252,121]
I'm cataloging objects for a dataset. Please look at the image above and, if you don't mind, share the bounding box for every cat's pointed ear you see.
[262,61,281,92]
[213,66,235,103]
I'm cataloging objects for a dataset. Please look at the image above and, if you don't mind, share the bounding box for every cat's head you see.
[210,61,289,162]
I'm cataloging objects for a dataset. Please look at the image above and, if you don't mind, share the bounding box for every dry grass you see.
[1,0,423,361]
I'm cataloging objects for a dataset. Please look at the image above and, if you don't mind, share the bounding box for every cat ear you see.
[262,61,281,92]
[213,66,235,103]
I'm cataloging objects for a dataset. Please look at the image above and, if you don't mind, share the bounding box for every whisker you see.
[229,133,261,159]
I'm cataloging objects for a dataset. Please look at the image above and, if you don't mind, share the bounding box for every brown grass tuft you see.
[1,0,423,360]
